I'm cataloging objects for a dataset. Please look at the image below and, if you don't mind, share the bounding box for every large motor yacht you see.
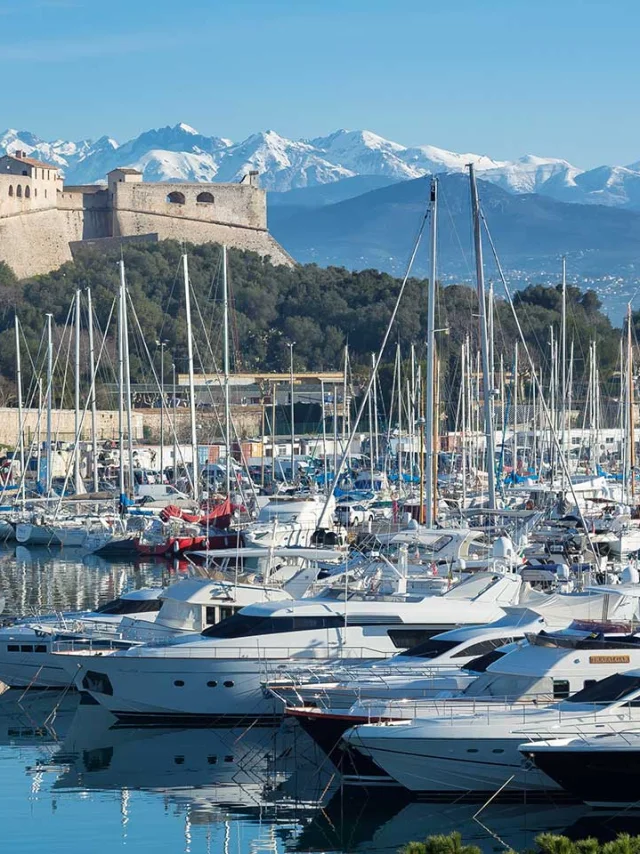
[69,571,538,725]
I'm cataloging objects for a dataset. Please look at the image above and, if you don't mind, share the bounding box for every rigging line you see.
[188,285,260,509]
[480,210,598,555]
[156,253,184,346]
[319,189,433,523]
[52,302,75,451]
[51,298,116,518]
[125,292,196,498]
[439,181,475,282]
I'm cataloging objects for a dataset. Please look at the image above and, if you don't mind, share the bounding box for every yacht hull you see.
[346,733,559,793]
[15,523,61,546]
[522,746,640,807]
[76,655,288,724]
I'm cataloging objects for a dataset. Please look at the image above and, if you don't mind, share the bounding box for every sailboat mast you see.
[119,262,135,497]
[629,303,635,500]
[469,164,496,509]
[46,313,53,495]
[424,178,437,525]
[561,257,567,484]
[86,288,99,492]
[14,316,24,500]
[117,273,125,502]
[222,245,231,496]
[74,288,81,488]
[396,343,402,486]
[461,340,467,508]
[182,253,199,502]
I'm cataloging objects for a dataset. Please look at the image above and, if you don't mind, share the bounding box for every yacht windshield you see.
[94,598,161,615]
[464,648,508,673]
[202,613,346,639]
[401,639,460,659]
[564,673,640,705]
[462,672,538,699]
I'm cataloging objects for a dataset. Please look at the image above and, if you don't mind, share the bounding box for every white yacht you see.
[0,588,163,688]
[244,494,336,548]
[69,571,536,725]
[343,632,640,794]
[0,578,292,689]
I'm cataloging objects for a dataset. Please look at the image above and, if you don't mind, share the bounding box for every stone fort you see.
[0,152,293,278]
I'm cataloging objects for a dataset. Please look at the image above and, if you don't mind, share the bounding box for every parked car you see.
[368,499,394,520]
[335,501,374,526]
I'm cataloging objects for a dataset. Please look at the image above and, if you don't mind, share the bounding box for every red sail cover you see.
[160,497,233,528]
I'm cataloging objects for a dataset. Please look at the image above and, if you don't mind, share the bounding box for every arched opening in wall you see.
[24,186,30,198]
[16,185,22,198]
[44,189,47,199]
[8,186,13,197]
[196,191,214,204]
[167,191,185,204]
[34,188,37,197]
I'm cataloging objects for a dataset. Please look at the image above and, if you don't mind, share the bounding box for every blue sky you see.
[0,0,637,167]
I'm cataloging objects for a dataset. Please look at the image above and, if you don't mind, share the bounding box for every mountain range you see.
[270,173,640,278]
[3,123,640,209]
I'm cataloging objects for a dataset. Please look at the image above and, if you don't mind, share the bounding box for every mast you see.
[368,370,374,487]
[74,289,81,489]
[119,261,135,498]
[271,382,276,485]
[425,178,437,526]
[172,361,177,485]
[46,313,53,496]
[342,345,348,448]
[372,353,380,467]
[222,245,231,496]
[117,275,125,503]
[321,379,327,490]
[561,257,567,483]
[289,342,295,484]
[513,341,518,476]
[629,303,635,500]
[86,288,99,492]
[469,164,496,509]
[14,316,24,500]
[182,253,199,502]
[461,340,467,508]
[396,344,402,486]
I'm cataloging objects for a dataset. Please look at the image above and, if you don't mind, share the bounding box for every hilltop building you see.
[0,152,293,278]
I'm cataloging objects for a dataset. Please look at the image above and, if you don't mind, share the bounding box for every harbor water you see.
[2,546,640,854]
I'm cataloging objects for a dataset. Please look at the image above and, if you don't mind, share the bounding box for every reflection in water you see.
[0,551,640,852]
[0,545,175,618]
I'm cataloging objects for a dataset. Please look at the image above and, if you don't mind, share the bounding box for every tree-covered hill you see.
[0,240,621,419]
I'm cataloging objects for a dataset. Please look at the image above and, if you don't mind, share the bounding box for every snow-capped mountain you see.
[3,123,640,208]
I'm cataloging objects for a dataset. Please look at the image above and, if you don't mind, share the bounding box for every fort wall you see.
[0,206,74,278]
[0,163,294,278]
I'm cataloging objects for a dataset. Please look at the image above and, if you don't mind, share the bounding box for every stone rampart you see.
[113,181,266,230]
[0,207,74,278]
[0,171,294,278]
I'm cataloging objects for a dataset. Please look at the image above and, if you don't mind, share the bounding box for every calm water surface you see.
[1,546,639,854]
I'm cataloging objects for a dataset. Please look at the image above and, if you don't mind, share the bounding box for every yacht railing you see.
[50,643,393,662]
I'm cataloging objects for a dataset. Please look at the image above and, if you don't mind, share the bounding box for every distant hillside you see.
[269,174,640,284]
